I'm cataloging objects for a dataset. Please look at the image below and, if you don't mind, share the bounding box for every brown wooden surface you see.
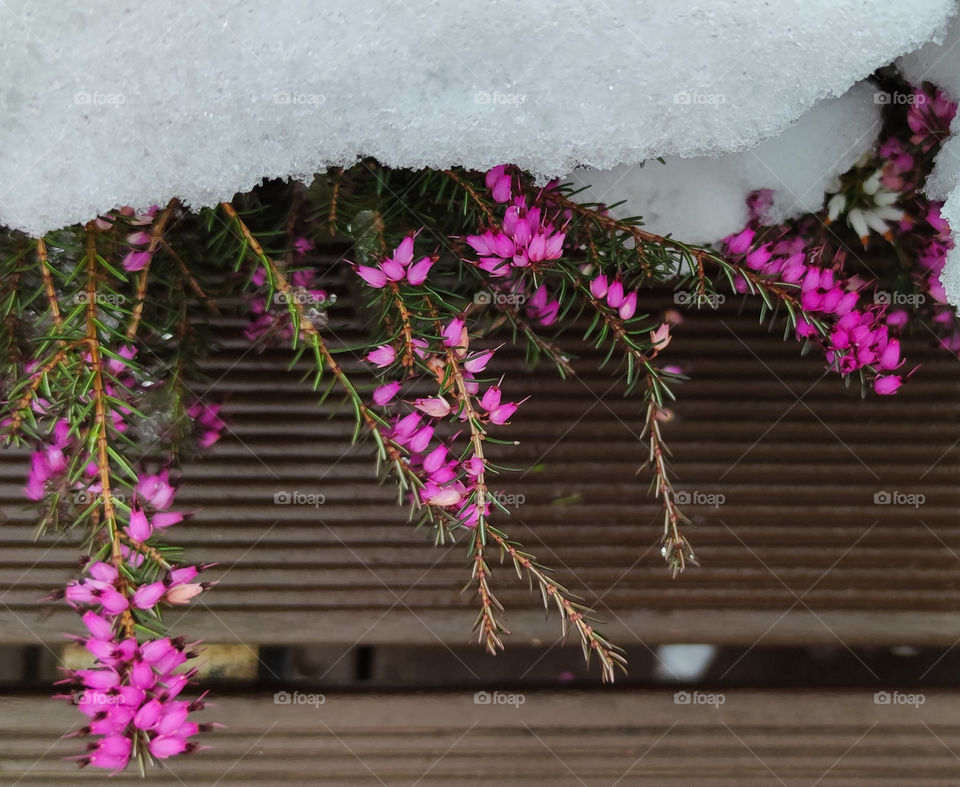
[1,296,960,648]
[2,691,960,785]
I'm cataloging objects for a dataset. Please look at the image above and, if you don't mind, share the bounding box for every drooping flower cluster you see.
[589,273,639,320]
[354,234,436,288]
[723,224,907,394]
[244,238,332,343]
[464,197,566,276]
[367,312,525,527]
[12,329,223,770]
[716,83,960,394]
[59,580,214,769]
[352,232,527,529]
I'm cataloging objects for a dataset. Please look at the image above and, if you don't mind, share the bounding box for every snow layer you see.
[0,0,954,235]
[565,83,882,244]
[900,13,960,309]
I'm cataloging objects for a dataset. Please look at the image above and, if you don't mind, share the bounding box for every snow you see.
[565,83,882,245]
[900,13,960,310]
[0,0,954,236]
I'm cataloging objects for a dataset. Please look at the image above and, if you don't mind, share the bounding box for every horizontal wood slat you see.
[1,691,959,785]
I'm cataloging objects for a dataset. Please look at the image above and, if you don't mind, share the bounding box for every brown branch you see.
[37,239,65,340]
[159,238,220,316]
[6,343,80,434]
[221,201,402,465]
[444,169,496,224]
[125,200,176,341]
[388,282,417,370]
[487,528,625,683]
[118,532,171,570]
[84,226,135,638]
[328,167,343,236]
[642,394,697,578]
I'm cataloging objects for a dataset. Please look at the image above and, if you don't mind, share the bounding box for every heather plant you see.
[0,78,956,773]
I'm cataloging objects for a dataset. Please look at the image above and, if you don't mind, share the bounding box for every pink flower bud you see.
[480,386,502,412]
[380,258,406,281]
[149,735,188,759]
[414,397,451,418]
[394,236,415,266]
[606,280,625,308]
[405,256,434,285]
[619,291,637,320]
[373,382,402,406]
[355,265,387,288]
[489,402,519,425]
[874,375,903,395]
[442,318,466,348]
[165,583,204,605]
[133,581,167,609]
[81,611,113,640]
[423,444,448,474]
[589,274,608,299]
[366,344,396,367]
[127,508,152,542]
[134,698,164,730]
[88,562,118,583]
[464,350,495,374]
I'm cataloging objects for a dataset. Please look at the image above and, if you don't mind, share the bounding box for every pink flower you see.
[373,382,402,406]
[442,318,466,348]
[874,375,903,395]
[480,386,502,411]
[406,256,434,285]
[366,344,396,367]
[122,250,151,272]
[619,291,637,320]
[725,228,755,256]
[132,582,166,609]
[414,397,452,418]
[650,323,672,352]
[464,350,495,374]
[394,236,416,266]
[589,274,608,299]
[486,165,512,203]
[606,280,625,308]
[127,508,152,542]
[137,471,176,510]
[355,266,387,288]
[165,583,204,605]
[488,402,519,425]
